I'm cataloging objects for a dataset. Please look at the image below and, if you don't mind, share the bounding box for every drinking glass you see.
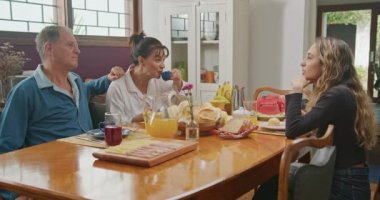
[104,112,122,146]
[243,100,258,125]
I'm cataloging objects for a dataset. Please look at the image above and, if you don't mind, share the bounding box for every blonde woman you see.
[253,37,376,200]
[286,37,376,199]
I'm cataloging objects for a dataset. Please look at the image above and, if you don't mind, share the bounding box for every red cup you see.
[104,125,122,146]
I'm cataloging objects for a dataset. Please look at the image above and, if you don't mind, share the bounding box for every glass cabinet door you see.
[164,6,195,86]
[170,13,189,81]
[196,4,225,103]
[199,11,219,84]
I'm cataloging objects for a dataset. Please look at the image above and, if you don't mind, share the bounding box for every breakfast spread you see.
[167,101,231,128]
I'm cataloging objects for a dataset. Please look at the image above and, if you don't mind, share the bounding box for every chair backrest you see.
[89,95,106,128]
[253,87,289,100]
[278,124,335,200]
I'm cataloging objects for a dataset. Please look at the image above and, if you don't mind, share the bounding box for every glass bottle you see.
[185,92,199,141]
[186,119,199,141]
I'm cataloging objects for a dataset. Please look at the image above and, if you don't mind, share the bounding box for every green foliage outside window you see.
[326,11,370,25]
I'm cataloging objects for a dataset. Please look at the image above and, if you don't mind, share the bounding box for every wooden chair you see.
[253,87,289,100]
[374,177,380,200]
[89,95,106,127]
[278,125,335,200]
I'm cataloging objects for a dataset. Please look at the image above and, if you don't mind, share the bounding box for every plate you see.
[87,129,130,139]
[257,116,286,121]
[219,126,258,140]
[257,113,285,121]
[260,122,286,131]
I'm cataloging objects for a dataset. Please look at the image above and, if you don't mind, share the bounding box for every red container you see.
[104,125,122,146]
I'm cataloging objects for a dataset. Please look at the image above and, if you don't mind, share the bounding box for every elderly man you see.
[0,25,124,152]
[0,25,125,199]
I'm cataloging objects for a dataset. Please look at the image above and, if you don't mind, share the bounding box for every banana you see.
[215,85,222,97]
[214,95,229,103]
[220,82,226,98]
[223,81,233,103]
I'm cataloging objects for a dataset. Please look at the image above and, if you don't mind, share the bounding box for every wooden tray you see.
[92,139,198,167]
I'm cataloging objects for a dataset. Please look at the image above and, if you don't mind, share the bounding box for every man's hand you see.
[132,113,144,123]
[107,66,125,81]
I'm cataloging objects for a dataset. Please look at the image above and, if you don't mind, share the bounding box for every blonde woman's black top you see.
[285,84,365,168]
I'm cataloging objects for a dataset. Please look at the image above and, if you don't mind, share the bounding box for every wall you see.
[0,40,131,80]
[248,0,316,94]
[142,0,160,38]
[143,0,317,95]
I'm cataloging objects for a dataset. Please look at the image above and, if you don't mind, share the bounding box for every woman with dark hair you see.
[106,32,184,124]
[254,37,377,200]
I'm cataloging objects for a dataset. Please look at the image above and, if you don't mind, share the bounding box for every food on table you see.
[214,81,233,103]
[167,102,230,127]
[219,118,255,134]
[267,117,281,126]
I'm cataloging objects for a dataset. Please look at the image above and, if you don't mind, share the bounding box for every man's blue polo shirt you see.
[0,65,110,154]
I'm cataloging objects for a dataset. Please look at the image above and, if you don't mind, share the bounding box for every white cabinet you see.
[159,0,249,103]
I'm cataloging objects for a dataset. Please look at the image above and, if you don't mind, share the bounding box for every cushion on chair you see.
[288,146,336,200]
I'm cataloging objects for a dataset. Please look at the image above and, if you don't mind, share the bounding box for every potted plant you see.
[0,42,30,103]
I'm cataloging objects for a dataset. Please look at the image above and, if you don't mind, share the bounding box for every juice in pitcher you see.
[146,116,178,138]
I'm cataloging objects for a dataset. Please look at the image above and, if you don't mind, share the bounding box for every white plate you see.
[260,122,286,131]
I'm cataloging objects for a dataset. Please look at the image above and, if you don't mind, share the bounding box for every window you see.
[0,0,141,47]
[0,0,58,32]
[72,0,131,37]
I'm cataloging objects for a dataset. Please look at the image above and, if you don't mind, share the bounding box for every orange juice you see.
[146,118,178,138]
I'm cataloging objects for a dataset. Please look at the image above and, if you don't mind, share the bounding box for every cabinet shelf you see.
[172,40,188,44]
[201,40,219,44]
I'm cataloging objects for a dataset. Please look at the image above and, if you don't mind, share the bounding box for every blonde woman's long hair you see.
[307,37,376,149]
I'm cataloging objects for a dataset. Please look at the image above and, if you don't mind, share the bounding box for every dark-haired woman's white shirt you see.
[106,67,178,124]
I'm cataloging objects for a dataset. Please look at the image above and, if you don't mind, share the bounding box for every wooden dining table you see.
[0,130,287,200]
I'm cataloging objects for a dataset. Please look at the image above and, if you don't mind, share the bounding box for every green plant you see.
[0,42,29,80]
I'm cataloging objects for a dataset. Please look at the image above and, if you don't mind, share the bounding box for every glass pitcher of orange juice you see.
[144,95,178,138]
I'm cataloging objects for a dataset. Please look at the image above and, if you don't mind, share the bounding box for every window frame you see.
[0,0,142,47]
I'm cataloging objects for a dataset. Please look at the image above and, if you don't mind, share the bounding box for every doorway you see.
[317,3,380,102]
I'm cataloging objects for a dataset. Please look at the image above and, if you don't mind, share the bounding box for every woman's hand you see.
[171,68,183,91]
[107,66,125,81]
[291,76,308,93]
